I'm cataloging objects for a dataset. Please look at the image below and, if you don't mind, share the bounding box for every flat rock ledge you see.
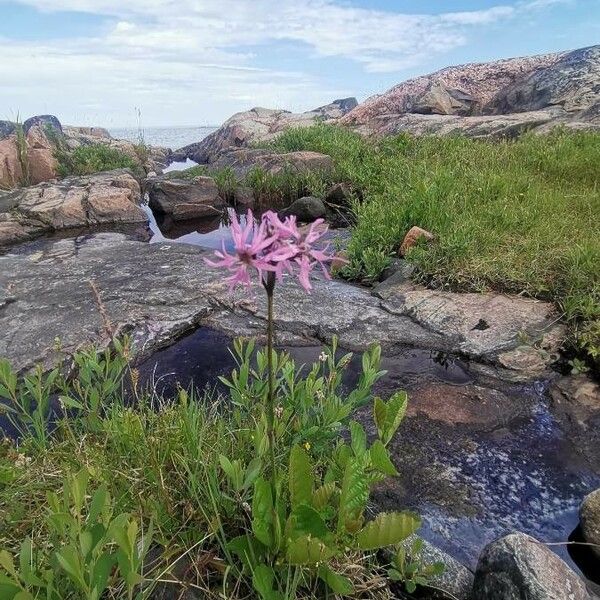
[0,234,565,379]
[0,169,146,248]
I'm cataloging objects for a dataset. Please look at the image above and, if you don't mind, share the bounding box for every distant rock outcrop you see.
[173,98,357,164]
[342,45,599,138]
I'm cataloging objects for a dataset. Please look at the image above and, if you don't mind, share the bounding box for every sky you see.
[0,0,598,127]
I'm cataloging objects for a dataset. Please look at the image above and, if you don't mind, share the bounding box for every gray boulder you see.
[147,176,226,221]
[581,489,600,559]
[23,114,62,135]
[472,533,592,600]
[281,196,327,222]
[0,120,16,140]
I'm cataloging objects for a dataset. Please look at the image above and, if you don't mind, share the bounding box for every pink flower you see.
[206,208,342,293]
[205,209,282,290]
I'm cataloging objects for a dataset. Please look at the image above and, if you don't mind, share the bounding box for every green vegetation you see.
[266,124,600,364]
[55,144,140,178]
[14,119,30,187]
[0,338,444,599]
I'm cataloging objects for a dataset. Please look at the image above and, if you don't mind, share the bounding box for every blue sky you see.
[0,0,598,127]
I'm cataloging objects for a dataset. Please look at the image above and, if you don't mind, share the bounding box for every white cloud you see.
[0,0,562,124]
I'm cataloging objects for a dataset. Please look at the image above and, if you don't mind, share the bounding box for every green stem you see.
[266,283,277,498]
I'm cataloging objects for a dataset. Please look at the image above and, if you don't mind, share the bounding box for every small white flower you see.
[15,453,32,468]
[319,352,328,362]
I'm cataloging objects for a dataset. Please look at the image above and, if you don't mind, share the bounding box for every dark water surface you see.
[138,326,600,578]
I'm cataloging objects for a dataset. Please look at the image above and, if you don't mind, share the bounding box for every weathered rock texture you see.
[173,98,357,164]
[0,170,146,248]
[342,45,600,137]
[0,234,564,377]
[472,533,592,599]
[208,148,334,179]
[580,489,600,559]
[0,123,59,189]
[147,176,226,220]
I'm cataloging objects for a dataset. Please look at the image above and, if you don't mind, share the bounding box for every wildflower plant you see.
[207,210,425,598]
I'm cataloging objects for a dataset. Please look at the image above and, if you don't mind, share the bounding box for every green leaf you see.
[369,440,398,476]
[356,511,421,550]
[227,535,266,572]
[349,421,366,456]
[58,396,84,410]
[252,564,283,600]
[373,397,387,438]
[88,484,109,524]
[289,445,313,510]
[243,458,262,490]
[55,546,83,584]
[382,392,407,445]
[318,565,354,595]
[291,505,329,539]
[312,482,336,510]
[252,478,274,548]
[219,455,243,490]
[286,535,333,565]
[337,456,369,533]
[0,551,17,578]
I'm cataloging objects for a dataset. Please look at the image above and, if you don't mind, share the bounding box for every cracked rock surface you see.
[1,233,564,378]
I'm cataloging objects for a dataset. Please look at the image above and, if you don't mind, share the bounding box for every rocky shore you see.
[1,43,599,599]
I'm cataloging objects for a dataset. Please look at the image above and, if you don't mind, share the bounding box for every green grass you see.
[55,144,141,177]
[267,124,600,363]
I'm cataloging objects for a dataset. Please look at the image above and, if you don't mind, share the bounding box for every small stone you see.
[399,226,435,257]
[324,182,354,207]
[281,196,327,222]
[472,532,592,600]
[581,489,600,560]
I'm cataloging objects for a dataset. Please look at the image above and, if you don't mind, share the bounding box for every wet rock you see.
[550,375,600,430]
[580,489,600,560]
[399,226,435,256]
[394,535,474,599]
[209,148,333,179]
[472,533,592,600]
[281,196,327,222]
[174,98,356,164]
[549,375,600,467]
[147,176,225,221]
[0,169,145,248]
[0,235,564,376]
